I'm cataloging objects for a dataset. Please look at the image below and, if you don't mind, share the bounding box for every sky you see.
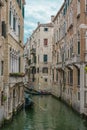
[24,0,64,43]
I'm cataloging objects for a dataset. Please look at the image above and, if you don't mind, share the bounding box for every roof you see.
[31,22,53,37]
[53,1,65,22]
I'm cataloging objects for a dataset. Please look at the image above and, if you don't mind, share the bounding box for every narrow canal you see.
[2,96,87,130]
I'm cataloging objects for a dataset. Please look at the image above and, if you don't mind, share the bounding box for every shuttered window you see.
[44,39,48,46]
[42,67,48,73]
[1,61,4,76]
[78,41,80,54]
[13,16,16,31]
[22,4,24,18]
[2,21,6,38]
[43,55,48,63]
[86,0,87,12]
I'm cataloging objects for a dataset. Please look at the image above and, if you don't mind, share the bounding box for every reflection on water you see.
[2,96,87,130]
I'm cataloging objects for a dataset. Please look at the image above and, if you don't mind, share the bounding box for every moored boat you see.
[24,93,33,108]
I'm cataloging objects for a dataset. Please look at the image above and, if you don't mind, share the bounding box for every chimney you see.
[51,15,55,22]
[37,22,40,26]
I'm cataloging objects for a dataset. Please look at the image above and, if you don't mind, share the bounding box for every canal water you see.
[1,96,87,130]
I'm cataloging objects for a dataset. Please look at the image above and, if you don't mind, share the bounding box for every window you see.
[68,0,70,6]
[70,70,73,84]
[52,70,54,81]
[19,0,21,8]
[43,54,48,63]
[70,10,73,25]
[56,69,58,81]
[44,28,48,31]
[77,68,80,86]
[57,53,59,64]
[37,68,39,73]
[44,39,48,46]
[17,0,22,9]
[2,21,6,38]
[44,78,47,82]
[19,57,21,72]
[34,56,36,63]
[78,92,80,101]
[62,53,64,62]
[1,91,4,106]
[78,41,80,54]
[68,70,73,85]
[1,61,4,76]
[10,49,20,73]
[22,4,24,18]
[42,67,48,73]
[63,71,65,83]
[38,55,39,63]
[18,25,20,39]
[86,0,87,12]
[68,49,69,58]
[9,9,11,26]
[13,15,16,31]
[70,46,73,58]
[77,0,80,16]
[84,91,87,106]
[9,1,12,26]
[32,68,36,74]
[13,89,15,98]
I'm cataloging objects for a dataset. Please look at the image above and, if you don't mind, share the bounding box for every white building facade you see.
[26,22,54,92]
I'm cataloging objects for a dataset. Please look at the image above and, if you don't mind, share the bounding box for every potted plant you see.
[85,66,87,72]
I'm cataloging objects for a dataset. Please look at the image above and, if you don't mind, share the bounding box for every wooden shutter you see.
[2,21,6,38]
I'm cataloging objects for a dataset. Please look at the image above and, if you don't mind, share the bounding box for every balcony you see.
[30,48,36,55]
[72,54,80,64]
[65,54,80,68]
[9,73,25,87]
[65,59,72,66]
[56,62,62,69]
[30,62,36,67]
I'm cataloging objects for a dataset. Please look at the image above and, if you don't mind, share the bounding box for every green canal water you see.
[1,96,87,130]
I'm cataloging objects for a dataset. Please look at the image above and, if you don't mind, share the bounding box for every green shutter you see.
[22,5,24,18]
[9,10,11,25]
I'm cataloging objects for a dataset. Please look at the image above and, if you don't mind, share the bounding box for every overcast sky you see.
[24,0,64,43]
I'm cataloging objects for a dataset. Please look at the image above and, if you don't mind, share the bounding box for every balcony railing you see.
[65,54,80,66]
[72,54,80,63]
[30,62,36,67]
[56,62,62,69]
